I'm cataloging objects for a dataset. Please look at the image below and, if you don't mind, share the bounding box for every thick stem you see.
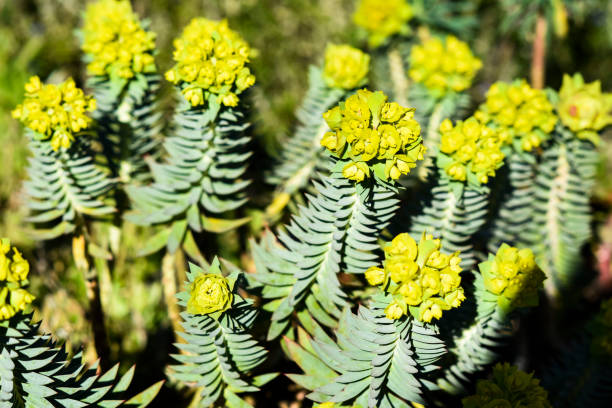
[388,49,409,106]
[531,14,548,89]
[72,234,111,370]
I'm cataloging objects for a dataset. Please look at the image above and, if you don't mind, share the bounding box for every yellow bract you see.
[187,273,233,316]
[557,73,612,144]
[475,80,557,152]
[12,76,96,151]
[462,363,552,408]
[165,18,255,107]
[82,0,156,79]
[439,116,504,184]
[321,89,424,182]
[0,238,35,321]
[353,0,413,47]
[480,244,545,313]
[323,44,370,90]
[367,233,465,323]
[409,36,482,96]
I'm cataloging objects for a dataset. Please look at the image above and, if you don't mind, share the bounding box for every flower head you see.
[557,73,612,144]
[438,116,505,185]
[165,18,255,107]
[187,273,233,316]
[12,77,96,151]
[475,80,558,152]
[322,89,424,182]
[479,244,545,314]
[462,363,552,408]
[353,0,413,48]
[323,44,370,90]
[0,238,36,322]
[368,233,465,322]
[81,0,156,80]
[409,36,482,97]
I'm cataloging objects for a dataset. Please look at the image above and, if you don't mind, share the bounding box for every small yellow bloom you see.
[0,239,35,322]
[187,273,233,316]
[13,77,95,150]
[323,44,370,90]
[385,299,404,320]
[476,79,558,151]
[557,73,612,143]
[82,0,157,80]
[409,36,481,96]
[167,18,255,107]
[365,266,386,286]
[353,0,413,47]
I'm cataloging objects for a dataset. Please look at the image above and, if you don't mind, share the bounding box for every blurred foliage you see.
[0,0,611,406]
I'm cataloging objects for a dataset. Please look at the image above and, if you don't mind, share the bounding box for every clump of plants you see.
[3,0,612,407]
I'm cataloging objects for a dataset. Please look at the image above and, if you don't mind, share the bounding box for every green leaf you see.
[201,216,250,233]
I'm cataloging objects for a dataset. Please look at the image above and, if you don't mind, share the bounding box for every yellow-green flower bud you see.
[368,233,464,322]
[462,363,552,408]
[187,273,233,316]
[322,89,423,182]
[476,80,557,152]
[365,266,386,286]
[81,0,157,80]
[323,44,370,90]
[479,244,545,313]
[557,73,612,143]
[353,0,413,48]
[167,18,255,107]
[409,36,482,97]
[438,116,504,185]
[0,239,35,321]
[13,77,96,151]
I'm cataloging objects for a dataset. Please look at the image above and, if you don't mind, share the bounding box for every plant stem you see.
[72,234,111,370]
[162,250,183,339]
[531,13,548,89]
[388,48,409,106]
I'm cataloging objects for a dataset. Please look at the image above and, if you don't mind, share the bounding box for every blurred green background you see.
[1,0,611,405]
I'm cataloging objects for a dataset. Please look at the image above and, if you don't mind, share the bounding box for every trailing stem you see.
[531,13,548,89]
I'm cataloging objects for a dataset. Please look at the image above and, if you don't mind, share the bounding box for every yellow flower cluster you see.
[475,80,557,152]
[438,116,505,185]
[462,363,552,408]
[557,73,612,144]
[12,76,96,151]
[0,239,36,321]
[165,18,255,108]
[366,233,465,323]
[321,89,424,182]
[353,0,413,48]
[81,0,156,80]
[409,36,482,96]
[323,44,370,90]
[187,273,233,316]
[479,244,545,314]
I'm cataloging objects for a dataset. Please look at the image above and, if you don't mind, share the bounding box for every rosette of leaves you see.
[12,76,115,239]
[541,298,612,408]
[409,116,504,270]
[169,258,275,407]
[462,363,552,408]
[265,44,370,218]
[251,89,425,339]
[0,239,161,407]
[475,80,558,252]
[438,244,545,395]
[126,18,255,254]
[284,294,446,408]
[79,0,161,182]
[526,74,610,294]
